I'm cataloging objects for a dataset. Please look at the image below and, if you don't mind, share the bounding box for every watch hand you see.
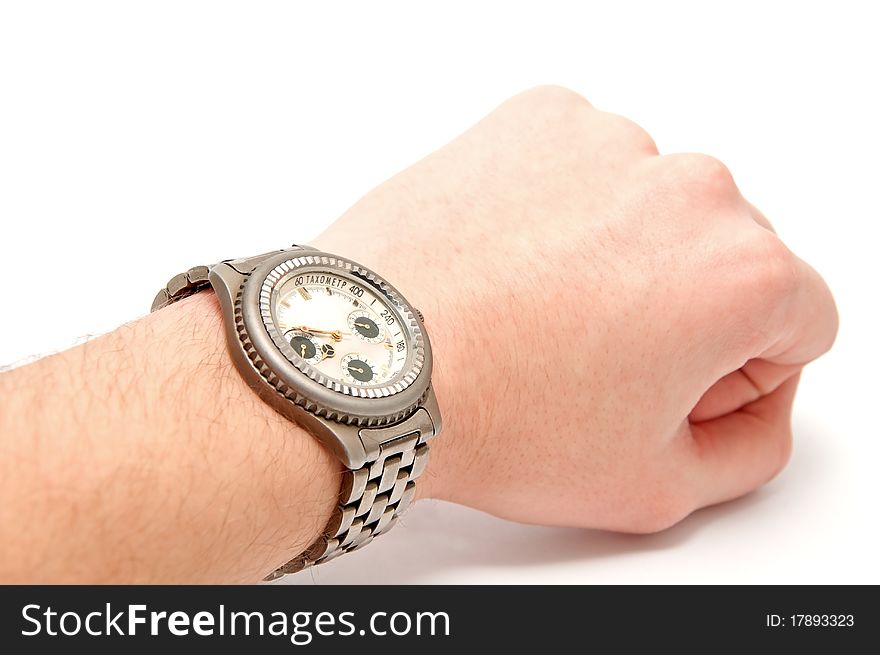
[299,326,350,341]
[348,365,365,374]
[300,343,306,358]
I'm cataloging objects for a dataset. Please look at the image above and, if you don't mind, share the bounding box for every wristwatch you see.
[151,245,441,579]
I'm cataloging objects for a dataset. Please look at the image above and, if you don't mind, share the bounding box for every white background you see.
[1,1,877,583]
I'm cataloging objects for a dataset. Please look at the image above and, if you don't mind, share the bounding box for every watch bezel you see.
[239,249,432,425]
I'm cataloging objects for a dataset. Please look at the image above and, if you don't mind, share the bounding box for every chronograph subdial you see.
[347,311,384,343]
[285,330,322,365]
[271,272,409,387]
[340,353,380,385]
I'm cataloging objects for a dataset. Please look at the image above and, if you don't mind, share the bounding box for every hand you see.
[314,86,838,532]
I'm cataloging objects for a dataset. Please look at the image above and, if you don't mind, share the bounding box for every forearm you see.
[0,291,339,583]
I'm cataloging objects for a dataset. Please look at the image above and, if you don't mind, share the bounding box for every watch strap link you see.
[151,246,309,313]
[265,425,432,580]
[151,265,211,312]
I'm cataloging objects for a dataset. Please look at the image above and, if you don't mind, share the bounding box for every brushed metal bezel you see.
[239,249,432,426]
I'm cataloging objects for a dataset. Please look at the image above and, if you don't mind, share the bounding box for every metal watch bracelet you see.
[151,256,435,580]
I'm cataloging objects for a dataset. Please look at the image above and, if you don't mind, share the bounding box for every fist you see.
[314,86,837,533]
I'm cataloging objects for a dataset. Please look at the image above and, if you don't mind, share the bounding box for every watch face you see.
[255,255,427,402]
[272,272,409,386]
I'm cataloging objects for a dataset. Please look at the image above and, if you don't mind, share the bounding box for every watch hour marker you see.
[325,287,333,296]
[298,287,312,301]
[352,299,359,307]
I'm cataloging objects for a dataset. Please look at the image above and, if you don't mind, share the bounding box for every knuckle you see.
[518,84,594,112]
[685,154,737,191]
[658,153,739,200]
[618,479,692,533]
[511,88,657,159]
[742,230,800,301]
[499,86,596,158]
[631,502,686,534]
[597,111,658,154]
[714,231,801,355]
[507,86,594,135]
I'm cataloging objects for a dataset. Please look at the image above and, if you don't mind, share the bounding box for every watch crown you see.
[415,308,425,324]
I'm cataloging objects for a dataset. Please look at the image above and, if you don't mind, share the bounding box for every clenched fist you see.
[315,86,838,532]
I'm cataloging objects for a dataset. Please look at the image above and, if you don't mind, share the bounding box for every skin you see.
[0,87,838,582]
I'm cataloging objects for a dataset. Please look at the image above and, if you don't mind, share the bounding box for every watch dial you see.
[271,271,410,386]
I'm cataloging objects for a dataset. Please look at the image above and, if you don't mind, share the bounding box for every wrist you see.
[151,241,453,578]
[309,232,476,506]
[157,292,340,580]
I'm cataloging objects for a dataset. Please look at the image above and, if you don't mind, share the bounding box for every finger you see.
[592,110,659,157]
[689,359,802,422]
[762,252,839,366]
[688,373,800,506]
[690,239,836,423]
[689,251,835,427]
[746,200,776,232]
